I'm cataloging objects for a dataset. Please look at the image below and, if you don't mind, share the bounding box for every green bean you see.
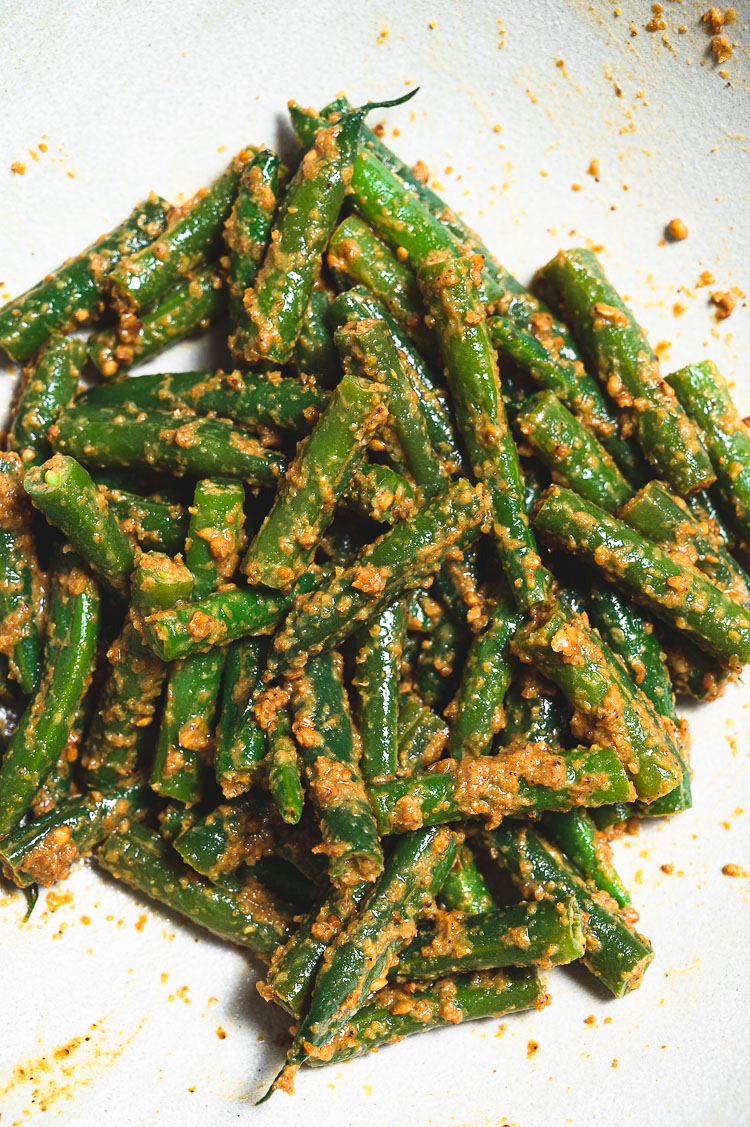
[108,151,254,314]
[328,216,434,357]
[393,897,585,980]
[224,149,280,352]
[439,842,496,913]
[98,486,189,556]
[51,404,286,486]
[0,549,100,836]
[620,479,750,604]
[418,253,551,609]
[0,195,169,362]
[31,702,87,817]
[8,336,84,467]
[242,372,386,589]
[97,822,292,962]
[78,369,328,435]
[354,599,407,781]
[261,882,371,1018]
[541,810,631,908]
[538,248,714,495]
[488,315,649,487]
[130,551,195,613]
[265,477,489,679]
[0,778,151,888]
[139,567,324,661]
[267,825,458,1089]
[414,611,465,711]
[236,93,415,366]
[397,703,449,776]
[290,650,383,887]
[368,743,633,834]
[513,390,633,513]
[0,453,46,693]
[24,454,136,593]
[150,479,244,804]
[667,360,750,542]
[513,598,684,802]
[335,318,448,500]
[483,823,653,997]
[308,968,545,1067]
[173,794,277,880]
[329,287,465,473]
[533,486,750,666]
[448,587,521,759]
[290,285,341,386]
[661,633,738,703]
[89,267,225,378]
[266,706,304,825]
[501,671,566,748]
[215,638,269,797]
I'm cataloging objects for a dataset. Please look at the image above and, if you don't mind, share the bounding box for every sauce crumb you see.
[216,1026,227,1040]
[10,161,26,175]
[722,863,747,877]
[661,863,674,874]
[612,1058,619,1069]
[584,1014,596,1025]
[527,1040,539,1059]
[667,218,688,241]
[587,159,600,181]
[710,287,742,319]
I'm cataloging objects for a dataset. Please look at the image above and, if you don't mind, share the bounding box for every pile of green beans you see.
[0,86,746,1103]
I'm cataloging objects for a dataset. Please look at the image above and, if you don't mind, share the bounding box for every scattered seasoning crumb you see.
[495,1023,507,1038]
[134,914,147,932]
[527,1040,539,1059]
[722,863,747,877]
[587,158,601,180]
[711,35,732,62]
[10,161,26,175]
[216,1026,227,1039]
[673,301,687,317]
[188,1086,196,1093]
[66,171,75,179]
[160,972,169,984]
[661,863,674,874]
[604,1017,613,1025]
[667,217,689,241]
[376,26,388,44]
[612,1058,619,1069]
[428,20,436,29]
[697,269,715,287]
[584,1014,596,1025]
[571,183,581,192]
[702,7,736,34]
[710,287,742,319]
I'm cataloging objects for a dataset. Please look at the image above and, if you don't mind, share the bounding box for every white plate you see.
[0,2,748,1124]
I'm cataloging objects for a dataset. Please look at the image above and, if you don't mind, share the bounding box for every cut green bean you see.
[266,706,304,825]
[99,486,189,556]
[290,285,341,386]
[418,253,550,609]
[0,453,46,693]
[89,267,225,378]
[97,822,292,962]
[0,195,169,362]
[78,369,328,434]
[0,550,100,836]
[533,485,750,666]
[345,462,416,524]
[620,479,750,604]
[130,551,194,613]
[335,318,448,500]
[269,825,458,1087]
[501,671,566,748]
[667,360,750,543]
[354,599,407,781]
[541,809,631,908]
[242,372,386,589]
[290,649,383,886]
[8,336,84,467]
[328,215,434,357]
[439,842,496,913]
[394,897,585,980]
[0,778,152,888]
[308,967,546,1067]
[173,794,277,880]
[514,597,684,801]
[52,404,286,486]
[215,637,269,797]
[414,611,465,711]
[488,314,649,486]
[514,390,633,513]
[108,151,254,314]
[397,703,449,776]
[266,477,489,678]
[25,454,136,593]
[538,248,714,495]
[368,743,633,834]
[224,149,280,351]
[448,587,521,759]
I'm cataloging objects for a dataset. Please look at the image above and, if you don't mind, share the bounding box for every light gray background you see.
[0,2,748,1124]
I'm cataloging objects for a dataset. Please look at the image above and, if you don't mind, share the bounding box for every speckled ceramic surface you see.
[0,2,748,1124]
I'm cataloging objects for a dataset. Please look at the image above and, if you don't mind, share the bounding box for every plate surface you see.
[0,2,748,1124]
